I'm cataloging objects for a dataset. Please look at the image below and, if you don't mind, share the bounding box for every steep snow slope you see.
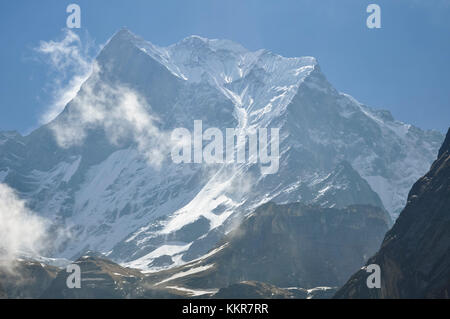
[0,29,443,272]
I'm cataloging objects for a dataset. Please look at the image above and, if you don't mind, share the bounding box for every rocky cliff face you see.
[0,260,58,298]
[0,283,6,298]
[335,128,450,299]
[41,255,145,299]
[36,203,387,299]
[0,255,336,299]
[142,203,390,291]
[0,255,189,299]
[213,281,337,299]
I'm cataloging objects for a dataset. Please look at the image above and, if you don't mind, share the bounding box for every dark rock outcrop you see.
[0,282,7,298]
[213,281,308,299]
[42,256,144,299]
[212,281,338,299]
[0,260,58,298]
[144,203,390,291]
[335,128,450,299]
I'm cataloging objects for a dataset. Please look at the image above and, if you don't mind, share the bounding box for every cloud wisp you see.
[49,65,172,168]
[36,29,173,168]
[36,29,95,124]
[0,184,49,268]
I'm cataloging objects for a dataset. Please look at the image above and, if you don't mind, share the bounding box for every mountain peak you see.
[3,28,441,274]
[110,27,136,42]
[174,34,249,55]
[181,34,209,43]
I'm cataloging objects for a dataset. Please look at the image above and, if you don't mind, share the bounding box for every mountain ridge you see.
[0,29,443,272]
[334,127,450,298]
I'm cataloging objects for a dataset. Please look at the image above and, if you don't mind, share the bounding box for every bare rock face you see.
[41,255,145,299]
[335,128,450,299]
[0,260,58,298]
[143,203,390,291]
[0,282,7,298]
[213,281,308,299]
[213,281,338,299]
[0,255,194,299]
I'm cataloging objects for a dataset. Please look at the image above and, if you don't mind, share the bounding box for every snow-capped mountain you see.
[0,29,443,271]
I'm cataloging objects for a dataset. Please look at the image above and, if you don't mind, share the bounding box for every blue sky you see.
[0,0,449,133]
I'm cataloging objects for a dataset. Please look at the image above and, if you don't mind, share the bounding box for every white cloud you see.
[36,29,172,168]
[49,65,172,168]
[36,29,95,124]
[0,184,49,266]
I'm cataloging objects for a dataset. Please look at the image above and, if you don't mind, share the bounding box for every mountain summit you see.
[0,30,443,271]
